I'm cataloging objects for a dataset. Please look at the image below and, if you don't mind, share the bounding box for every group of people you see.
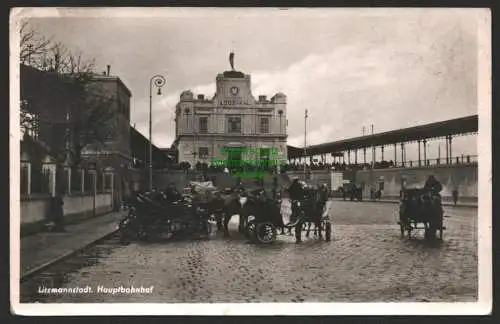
[283,161,396,172]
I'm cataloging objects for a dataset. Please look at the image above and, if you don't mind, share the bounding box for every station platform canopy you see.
[287,114,478,158]
[130,126,172,167]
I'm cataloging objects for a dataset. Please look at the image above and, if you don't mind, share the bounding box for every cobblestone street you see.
[21,200,477,303]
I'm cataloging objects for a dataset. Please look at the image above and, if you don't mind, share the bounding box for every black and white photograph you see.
[10,7,491,315]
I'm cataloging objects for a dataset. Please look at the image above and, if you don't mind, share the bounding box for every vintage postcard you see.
[10,7,491,315]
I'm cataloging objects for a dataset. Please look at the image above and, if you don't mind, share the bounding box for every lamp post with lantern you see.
[148,75,166,191]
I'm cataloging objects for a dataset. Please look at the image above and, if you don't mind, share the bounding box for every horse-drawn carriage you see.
[398,188,445,240]
[285,186,332,242]
[339,183,363,201]
[118,189,215,242]
[242,188,285,244]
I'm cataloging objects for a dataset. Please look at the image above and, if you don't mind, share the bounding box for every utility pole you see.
[371,124,374,169]
[304,109,308,179]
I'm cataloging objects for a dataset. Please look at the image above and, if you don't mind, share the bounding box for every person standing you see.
[452,189,459,206]
[50,194,65,232]
[287,178,306,243]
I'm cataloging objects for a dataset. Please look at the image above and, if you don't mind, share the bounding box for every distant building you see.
[172,69,288,168]
[80,68,133,207]
[20,64,133,209]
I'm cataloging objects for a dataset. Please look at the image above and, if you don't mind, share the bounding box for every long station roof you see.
[130,126,172,166]
[287,114,478,158]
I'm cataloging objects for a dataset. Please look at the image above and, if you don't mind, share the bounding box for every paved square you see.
[21,201,477,303]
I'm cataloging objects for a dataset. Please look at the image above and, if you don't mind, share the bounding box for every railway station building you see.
[172,69,288,169]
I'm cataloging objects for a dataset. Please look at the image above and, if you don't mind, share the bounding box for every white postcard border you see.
[9,7,492,316]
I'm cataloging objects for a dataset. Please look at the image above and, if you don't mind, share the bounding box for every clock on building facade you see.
[230,86,239,96]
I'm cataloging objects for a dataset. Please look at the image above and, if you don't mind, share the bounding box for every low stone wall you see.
[286,170,356,187]
[354,165,478,202]
[152,170,291,193]
[285,165,478,204]
[20,193,113,236]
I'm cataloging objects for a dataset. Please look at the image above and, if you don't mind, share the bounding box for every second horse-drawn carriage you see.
[285,185,332,243]
[242,188,285,244]
[216,182,332,244]
[398,188,445,240]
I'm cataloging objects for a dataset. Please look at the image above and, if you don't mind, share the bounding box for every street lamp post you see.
[148,75,166,191]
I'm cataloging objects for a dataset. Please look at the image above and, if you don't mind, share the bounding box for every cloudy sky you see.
[24,8,480,162]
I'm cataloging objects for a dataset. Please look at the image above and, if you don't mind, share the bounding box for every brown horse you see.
[218,189,249,236]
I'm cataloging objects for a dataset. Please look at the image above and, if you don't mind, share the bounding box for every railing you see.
[20,162,115,201]
[284,155,478,172]
[150,154,478,175]
[399,155,478,168]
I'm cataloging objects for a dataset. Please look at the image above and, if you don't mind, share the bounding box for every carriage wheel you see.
[136,227,149,241]
[244,220,257,240]
[424,223,430,239]
[424,222,437,241]
[255,222,277,244]
[438,212,444,240]
[118,219,134,242]
[156,226,174,241]
[325,221,332,242]
[201,220,213,239]
[399,211,408,238]
[408,222,414,239]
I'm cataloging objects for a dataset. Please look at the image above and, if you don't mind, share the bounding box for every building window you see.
[260,117,269,134]
[228,116,241,133]
[20,162,30,198]
[20,100,40,140]
[199,147,209,159]
[199,117,208,133]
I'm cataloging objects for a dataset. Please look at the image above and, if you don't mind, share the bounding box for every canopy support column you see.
[400,143,405,167]
[418,140,421,166]
[448,136,453,164]
[394,143,397,166]
[423,139,427,166]
[445,136,449,164]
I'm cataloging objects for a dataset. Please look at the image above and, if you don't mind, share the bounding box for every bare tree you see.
[20,20,51,66]
[20,21,117,195]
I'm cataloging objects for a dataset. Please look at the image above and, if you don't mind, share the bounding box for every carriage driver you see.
[423,175,443,196]
[287,177,306,224]
[423,175,443,206]
[319,183,329,212]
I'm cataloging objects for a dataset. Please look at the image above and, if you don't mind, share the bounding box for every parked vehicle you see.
[118,191,215,242]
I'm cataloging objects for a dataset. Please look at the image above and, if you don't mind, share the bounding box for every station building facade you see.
[172,70,288,168]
